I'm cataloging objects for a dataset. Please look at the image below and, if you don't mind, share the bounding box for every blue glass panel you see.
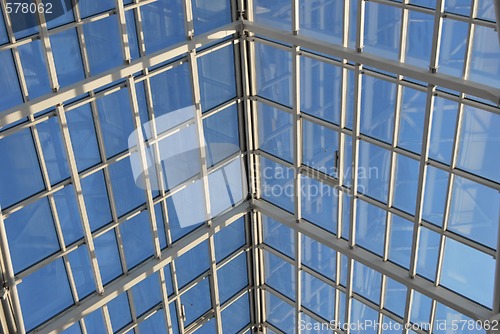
[18,40,51,99]
[79,0,115,18]
[256,43,293,107]
[5,198,59,273]
[301,271,336,321]
[260,157,295,212]
[166,195,202,243]
[348,0,357,48]
[416,227,440,280]
[11,11,38,39]
[120,211,154,269]
[203,104,239,167]
[410,0,435,8]
[299,0,344,45]
[389,215,413,269]
[66,104,101,171]
[214,217,246,261]
[61,322,81,334]
[355,200,386,256]
[175,240,209,288]
[38,116,70,184]
[125,10,140,60]
[448,176,499,248]
[350,300,378,334]
[132,273,161,316]
[0,128,44,208]
[18,259,73,331]
[302,234,336,279]
[406,11,433,68]
[342,192,351,240]
[138,310,167,333]
[384,278,407,317]
[140,0,185,54]
[83,16,123,75]
[444,0,471,16]
[68,245,95,299]
[477,0,496,21]
[94,230,123,284]
[360,75,396,143]
[345,70,355,130]
[193,0,231,35]
[300,57,342,124]
[434,303,485,334]
[442,238,494,307]
[218,253,248,303]
[266,292,296,334]
[364,3,401,60]
[301,176,338,234]
[163,264,174,296]
[300,312,332,334]
[50,28,85,87]
[352,261,381,303]
[169,302,180,334]
[358,141,391,203]
[81,171,112,231]
[154,203,167,249]
[381,316,402,334]
[44,0,74,29]
[258,102,293,162]
[263,215,294,258]
[194,318,216,333]
[343,136,353,188]
[181,279,212,325]
[410,291,432,327]
[398,87,426,154]
[340,255,348,287]
[107,293,132,332]
[222,293,251,333]
[429,97,458,165]
[84,309,106,334]
[439,19,467,77]
[422,166,448,226]
[254,0,291,30]
[197,45,236,112]
[264,250,295,300]
[302,120,338,176]
[0,50,23,110]
[393,154,419,215]
[0,11,7,44]
[469,25,500,88]
[457,105,500,183]
[109,157,146,216]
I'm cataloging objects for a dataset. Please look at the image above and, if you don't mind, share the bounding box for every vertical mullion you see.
[171,260,186,334]
[158,268,174,334]
[115,0,131,63]
[34,0,59,92]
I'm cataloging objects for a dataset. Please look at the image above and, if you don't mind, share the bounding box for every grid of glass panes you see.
[0,0,254,332]
[250,0,499,332]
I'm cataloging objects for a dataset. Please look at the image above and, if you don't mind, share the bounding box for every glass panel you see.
[263,214,294,258]
[384,278,407,317]
[429,97,458,165]
[301,271,336,321]
[301,176,338,233]
[352,261,381,303]
[448,176,499,248]
[477,0,496,21]
[154,204,167,249]
[469,25,500,88]
[302,120,338,176]
[355,199,386,256]
[410,0,435,8]
[260,157,295,213]
[434,303,485,334]
[265,250,295,300]
[68,245,95,299]
[398,87,426,154]
[125,10,140,60]
[18,259,73,331]
[300,312,332,333]
[266,292,296,334]
[302,234,336,279]
[193,0,231,35]
[181,279,212,325]
[61,322,81,334]
[410,291,432,328]
[18,40,51,99]
[81,171,112,231]
[441,238,495,307]
[78,0,115,18]
[11,11,38,39]
[416,227,440,280]
[169,302,180,334]
[389,215,413,269]
[214,217,246,262]
[422,166,449,227]
[163,264,174,296]
[94,229,123,285]
[350,299,378,334]
[364,2,401,60]
[221,293,251,333]
[444,0,471,16]
[166,193,203,243]
[131,272,162,317]
[218,253,248,303]
[393,154,419,215]
[5,197,59,273]
[44,0,75,29]
[107,292,132,332]
[109,157,147,216]
[83,16,123,75]
[299,0,344,45]
[439,19,467,77]
[207,157,245,217]
[175,240,209,288]
[50,28,85,87]
[0,128,44,208]
[360,75,397,143]
[300,57,342,125]
[38,116,70,184]
[140,0,185,54]
[358,141,391,203]
[457,105,500,183]
[0,50,23,110]
[54,184,83,245]
[254,0,291,30]
[405,11,433,68]
[138,310,167,333]
[0,12,7,44]
[120,211,154,269]
[197,45,236,112]
[258,102,294,163]
[203,104,240,167]
[84,309,106,334]
[255,43,293,107]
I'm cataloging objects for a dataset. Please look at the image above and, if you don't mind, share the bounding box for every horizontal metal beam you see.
[252,198,494,322]
[0,21,241,129]
[33,202,250,334]
[242,20,500,105]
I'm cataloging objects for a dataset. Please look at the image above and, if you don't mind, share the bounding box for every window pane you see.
[301,176,338,234]
[38,116,70,184]
[254,0,291,30]
[221,293,251,333]
[94,229,123,285]
[120,211,155,269]
[302,270,336,321]
[68,245,95,299]
[109,157,146,217]
[50,28,85,87]
[364,3,401,60]
[299,0,344,45]
[78,0,115,18]
[410,291,432,327]
[81,171,112,231]
[265,250,295,300]
[218,253,248,303]
[469,25,500,88]
[429,97,458,165]
[107,292,132,332]
[214,216,246,262]
[356,200,386,256]
[260,157,295,213]
[193,0,231,35]
[350,300,378,334]
[389,215,413,269]
[138,310,167,333]
[352,261,381,303]
[398,87,426,154]
[302,234,336,279]
[393,154,419,215]
[18,40,51,99]
[175,241,209,288]
[131,273,162,317]
[416,227,440,281]
[384,278,407,317]
[405,11,433,68]
[422,166,449,227]
[181,279,212,325]
[439,19,467,77]
[265,292,296,334]
[258,102,294,163]
[55,184,84,245]
[0,50,23,110]
[302,120,338,176]
[358,141,391,203]
[263,215,294,258]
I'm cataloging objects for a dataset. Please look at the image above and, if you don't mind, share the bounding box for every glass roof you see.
[0,0,499,333]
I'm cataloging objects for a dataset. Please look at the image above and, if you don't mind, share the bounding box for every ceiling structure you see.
[0,0,499,334]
